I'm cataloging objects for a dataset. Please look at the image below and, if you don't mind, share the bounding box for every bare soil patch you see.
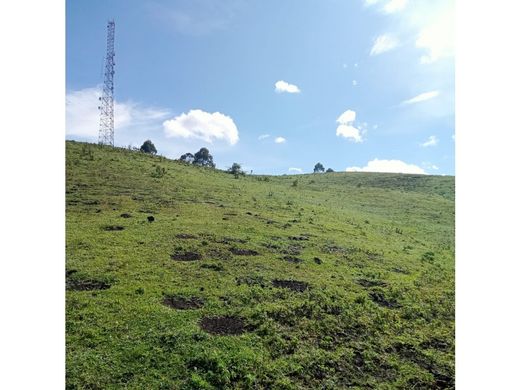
[175,233,198,239]
[103,225,124,231]
[67,277,111,291]
[200,263,224,271]
[120,213,132,218]
[272,279,309,292]
[230,248,259,256]
[369,291,401,308]
[162,295,204,310]
[236,275,267,287]
[288,235,309,241]
[147,216,155,222]
[199,315,245,335]
[357,279,388,288]
[313,257,322,264]
[171,251,202,261]
[282,256,303,264]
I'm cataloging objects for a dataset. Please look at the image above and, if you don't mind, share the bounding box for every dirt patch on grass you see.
[103,225,124,231]
[313,257,322,264]
[162,295,204,310]
[281,245,302,255]
[120,213,132,218]
[201,263,224,271]
[230,248,259,256]
[282,256,303,264]
[369,291,401,308]
[199,315,245,335]
[175,233,198,239]
[236,275,267,287]
[147,216,155,222]
[272,279,309,292]
[288,235,309,241]
[357,279,388,288]
[171,251,202,261]
[67,277,111,291]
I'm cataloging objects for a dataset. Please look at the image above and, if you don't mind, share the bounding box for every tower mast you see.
[98,20,115,146]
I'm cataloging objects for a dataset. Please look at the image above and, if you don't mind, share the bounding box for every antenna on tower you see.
[98,20,115,146]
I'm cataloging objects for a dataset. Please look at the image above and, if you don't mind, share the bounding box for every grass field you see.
[66,141,455,389]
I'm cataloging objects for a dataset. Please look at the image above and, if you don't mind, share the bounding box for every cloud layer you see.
[66,87,170,138]
[336,109,363,143]
[346,159,426,174]
[420,135,438,147]
[163,109,239,145]
[275,80,301,94]
[401,90,440,105]
[370,34,399,55]
[274,136,286,144]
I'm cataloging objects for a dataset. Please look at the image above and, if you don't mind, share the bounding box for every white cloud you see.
[258,134,270,140]
[384,0,408,13]
[66,87,170,138]
[346,159,426,174]
[416,6,454,63]
[422,162,439,171]
[274,137,286,144]
[401,90,440,105]
[420,135,438,147]
[335,109,363,143]
[337,110,356,124]
[163,109,239,145]
[288,167,302,173]
[370,34,399,56]
[352,80,358,86]
[274,80,301,94]
[336,125,363,143]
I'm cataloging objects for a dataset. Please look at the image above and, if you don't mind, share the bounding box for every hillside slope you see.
[66,141,455,389]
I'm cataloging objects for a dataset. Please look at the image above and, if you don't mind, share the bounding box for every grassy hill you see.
[66,141,455,389]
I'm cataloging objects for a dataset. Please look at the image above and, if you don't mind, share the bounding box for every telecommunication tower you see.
[98,20,115,146]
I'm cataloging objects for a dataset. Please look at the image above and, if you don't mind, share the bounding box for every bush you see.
[193,148,215,168]
[140,140,157,155]
[227,163,245,178]
[314,163,325,173]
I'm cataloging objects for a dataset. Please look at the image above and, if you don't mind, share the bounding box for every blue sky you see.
[66,0,454,175]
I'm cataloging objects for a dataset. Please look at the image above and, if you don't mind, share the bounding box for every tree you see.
[227,163,245,178]
[326,168,334,173]
[193,147,215,168]
[140,140,157,155]
[179,152,195,164]
[314,162,325,173]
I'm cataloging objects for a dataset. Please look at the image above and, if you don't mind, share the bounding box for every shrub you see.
[140,140,157,155]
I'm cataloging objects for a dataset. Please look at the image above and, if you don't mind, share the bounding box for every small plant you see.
[151,165,166,178]
[80,144,94,161]
[421,251,435,263]
[291,180,298,187]
[227,162,245,178]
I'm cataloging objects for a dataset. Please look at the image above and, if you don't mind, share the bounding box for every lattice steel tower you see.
[98,20,115,146]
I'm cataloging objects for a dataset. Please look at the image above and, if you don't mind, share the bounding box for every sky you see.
[66,0,454,175]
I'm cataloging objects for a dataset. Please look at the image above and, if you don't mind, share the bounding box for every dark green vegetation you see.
[66,141,455,389]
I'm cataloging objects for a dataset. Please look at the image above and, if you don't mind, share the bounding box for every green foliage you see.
[326,168,334,173]
[314,162,325,173]
[140,140,157,155]
[193,147,215,168]
[66,141,454,389]
[227,162,245,178]
[150,165,167,178]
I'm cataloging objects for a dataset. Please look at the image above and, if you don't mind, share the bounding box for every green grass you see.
[66,141,455,389]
